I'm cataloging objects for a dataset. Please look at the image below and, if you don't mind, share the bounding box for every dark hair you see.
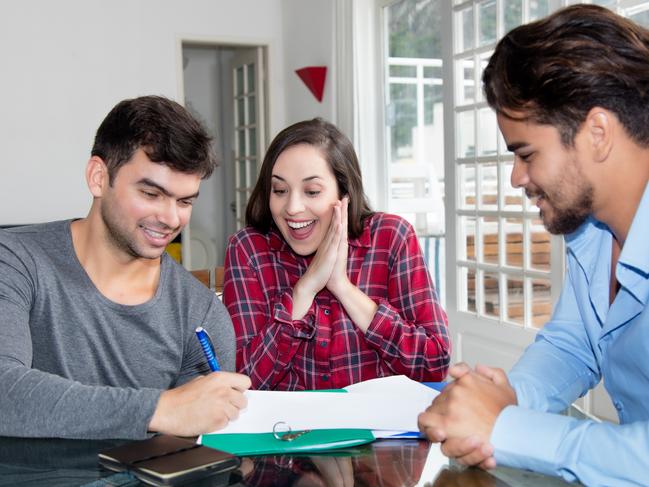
[91,95,217,184]
[246,118,373,238]
[483,4,649,147]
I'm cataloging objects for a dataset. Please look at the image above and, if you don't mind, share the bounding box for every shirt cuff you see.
[273,290,316,339]
[363,300,397,348]
[491,405,578,477]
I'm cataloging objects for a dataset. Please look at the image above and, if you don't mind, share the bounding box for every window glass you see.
[384,0,447,302]
[478,1,497,46]
[451,0,556,328]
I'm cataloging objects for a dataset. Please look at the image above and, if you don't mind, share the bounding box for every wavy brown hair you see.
[246,118,373,238]
[483,4,649,147]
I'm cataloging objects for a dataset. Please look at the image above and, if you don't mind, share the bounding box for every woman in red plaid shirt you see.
[223,118,450,390]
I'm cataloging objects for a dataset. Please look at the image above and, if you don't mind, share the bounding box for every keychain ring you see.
[272,421,291,440]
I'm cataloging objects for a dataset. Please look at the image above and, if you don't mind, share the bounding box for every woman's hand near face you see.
[325,196,378,333]
[326,196,350,296]
[292,201,343,320]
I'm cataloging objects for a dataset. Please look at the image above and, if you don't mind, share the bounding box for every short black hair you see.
[483,4,649,147]
[91,95,217,183]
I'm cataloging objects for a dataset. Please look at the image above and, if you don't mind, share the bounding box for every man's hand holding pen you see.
[148,325,252,436]
[149,371,251,436]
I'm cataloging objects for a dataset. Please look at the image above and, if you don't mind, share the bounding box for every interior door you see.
[231,47,266,229]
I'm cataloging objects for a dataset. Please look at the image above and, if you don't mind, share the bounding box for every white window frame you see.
[347,0,649,372]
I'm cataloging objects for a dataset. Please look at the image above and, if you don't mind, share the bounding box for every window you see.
[375,0,649,333]
[447,0,649,339]
[366,0,649,419]
[381,0,447,301]
[452,0,558,330]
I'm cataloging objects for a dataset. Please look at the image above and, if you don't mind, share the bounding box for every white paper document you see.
[209,375,438,435]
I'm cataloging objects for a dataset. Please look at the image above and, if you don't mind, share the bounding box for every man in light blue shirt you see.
[418,5,649,486]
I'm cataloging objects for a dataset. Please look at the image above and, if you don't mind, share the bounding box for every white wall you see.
[281,0,336,127]
[0,0,309,224]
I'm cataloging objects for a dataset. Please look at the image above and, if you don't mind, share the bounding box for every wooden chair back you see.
[189,267,225,295]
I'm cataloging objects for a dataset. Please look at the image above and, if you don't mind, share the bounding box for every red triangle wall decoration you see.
[295,66,327,102]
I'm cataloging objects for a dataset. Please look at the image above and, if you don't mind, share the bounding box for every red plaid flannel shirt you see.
[223,212,450,390]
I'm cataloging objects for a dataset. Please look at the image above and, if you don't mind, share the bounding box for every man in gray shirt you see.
[0,96,250,439]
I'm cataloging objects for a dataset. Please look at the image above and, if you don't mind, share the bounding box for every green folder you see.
[200,429,375,456]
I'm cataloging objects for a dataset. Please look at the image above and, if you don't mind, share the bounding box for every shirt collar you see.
[269,226,289,252]
[565,181,649,306]
[565,181,649,276]
[618,181,649,276]
[349,215,372,248]
[564,215,607,273]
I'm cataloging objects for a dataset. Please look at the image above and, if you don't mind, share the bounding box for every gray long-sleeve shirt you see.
[0,221,235,439]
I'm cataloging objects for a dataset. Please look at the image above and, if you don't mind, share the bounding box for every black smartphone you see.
[99,434,240,486]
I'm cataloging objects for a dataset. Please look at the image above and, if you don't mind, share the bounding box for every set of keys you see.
[272,421,311,442]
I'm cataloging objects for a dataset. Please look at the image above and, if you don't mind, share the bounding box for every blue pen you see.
[195,326,220,372]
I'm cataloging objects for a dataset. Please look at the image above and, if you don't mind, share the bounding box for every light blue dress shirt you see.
[491,182,649,486]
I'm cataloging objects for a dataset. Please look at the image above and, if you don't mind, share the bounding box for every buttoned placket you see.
[315,299,333,386]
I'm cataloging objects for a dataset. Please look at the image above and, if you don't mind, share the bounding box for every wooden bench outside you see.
[465,231,552,326]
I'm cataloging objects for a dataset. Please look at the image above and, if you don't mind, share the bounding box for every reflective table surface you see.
[0,434,577,486]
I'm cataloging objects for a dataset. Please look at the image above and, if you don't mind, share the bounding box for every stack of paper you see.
[343,375,440,438]
[199,375,439,448]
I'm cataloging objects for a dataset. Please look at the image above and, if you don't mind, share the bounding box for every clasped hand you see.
[417,363,517,469]
[296,196,350,299]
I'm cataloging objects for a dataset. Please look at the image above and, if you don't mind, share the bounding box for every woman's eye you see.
[272,189,287,195]
[306,190,321,197]
[143,191,158,198]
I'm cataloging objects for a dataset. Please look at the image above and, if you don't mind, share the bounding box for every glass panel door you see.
[232,48,266,229]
